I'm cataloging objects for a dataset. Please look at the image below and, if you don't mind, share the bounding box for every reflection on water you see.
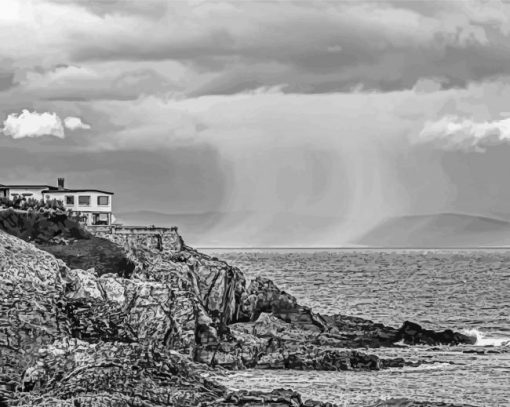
[204,249,510,406]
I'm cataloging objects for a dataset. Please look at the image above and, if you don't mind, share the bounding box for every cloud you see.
[12,63,182,102]
[1,109,90,139]
[63,116,91,130]
[2,109,64,138]
[417,115,510,152]
[2,0,510,99]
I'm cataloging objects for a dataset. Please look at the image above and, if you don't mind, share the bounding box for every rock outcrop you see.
[0,230,336,406]
[0,216,477,406]
[0,231,68,401]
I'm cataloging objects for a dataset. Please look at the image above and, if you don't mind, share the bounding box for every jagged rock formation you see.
[234,277,475,348]
[0,216,477,406]
[0,231,68,402]
[0,231,335,406]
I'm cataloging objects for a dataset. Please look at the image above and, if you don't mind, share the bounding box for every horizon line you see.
[195,245,510,250]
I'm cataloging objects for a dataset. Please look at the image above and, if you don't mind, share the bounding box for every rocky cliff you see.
[0,215,475,406]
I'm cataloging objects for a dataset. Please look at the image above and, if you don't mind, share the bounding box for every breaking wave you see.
[462,329,510,347]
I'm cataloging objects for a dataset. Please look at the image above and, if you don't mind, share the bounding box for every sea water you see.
[201,249,510,406]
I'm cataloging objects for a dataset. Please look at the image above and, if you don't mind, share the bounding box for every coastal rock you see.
[207,389,336,407]
[210,313,407,371]
[238,278,325,332]
[368,398,476,407]
[16,340,225,407]
[240,277,475,348]
[0,219,480,407]
[319,314,400,347]
[173,249,246,325]
[62,267,199,355]
[397,321,477,346]
[255,348,389,370]
[1,231,329,407]
[0,231,68,401]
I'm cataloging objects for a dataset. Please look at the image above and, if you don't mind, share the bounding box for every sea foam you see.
[462,328,510,347]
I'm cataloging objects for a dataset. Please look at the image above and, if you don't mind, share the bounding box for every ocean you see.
[201,249,510,407]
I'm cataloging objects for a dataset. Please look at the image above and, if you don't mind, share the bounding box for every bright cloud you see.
[2,109,65,139]
[63,116,91,130]
[1,109,90,139]
[418,115,510,152]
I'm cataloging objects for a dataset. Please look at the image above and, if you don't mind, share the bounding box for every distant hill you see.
[356,213,510,247]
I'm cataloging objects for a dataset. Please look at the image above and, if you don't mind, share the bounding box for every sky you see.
[2,0,510,245]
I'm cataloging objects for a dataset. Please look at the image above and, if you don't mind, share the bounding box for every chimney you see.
[57,178,65,190]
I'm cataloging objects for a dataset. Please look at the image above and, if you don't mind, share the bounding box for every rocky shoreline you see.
[0,211,476,406]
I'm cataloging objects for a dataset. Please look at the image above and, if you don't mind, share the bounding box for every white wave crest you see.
[462,329,510,347]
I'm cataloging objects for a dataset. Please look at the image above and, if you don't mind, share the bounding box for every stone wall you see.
[88,225,183,253]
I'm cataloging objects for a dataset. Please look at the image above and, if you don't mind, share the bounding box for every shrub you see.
[0,196,64,211]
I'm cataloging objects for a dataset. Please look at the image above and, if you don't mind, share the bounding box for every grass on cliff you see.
[0,209,135,277]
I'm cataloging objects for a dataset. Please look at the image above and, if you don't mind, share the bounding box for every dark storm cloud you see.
[3,0,510,100]
[58,0,510,94]
[0,71,14,92]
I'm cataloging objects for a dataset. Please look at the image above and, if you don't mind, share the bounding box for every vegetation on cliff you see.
[0,209,135,277]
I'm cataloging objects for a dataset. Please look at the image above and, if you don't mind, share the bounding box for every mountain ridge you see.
[356,212,510,247]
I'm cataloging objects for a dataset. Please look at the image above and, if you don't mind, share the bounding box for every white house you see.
[0,178,115,226]
[0,184,59,200]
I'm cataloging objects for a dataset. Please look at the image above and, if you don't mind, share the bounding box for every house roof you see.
[42,189,114,195]
[1,185,59,190]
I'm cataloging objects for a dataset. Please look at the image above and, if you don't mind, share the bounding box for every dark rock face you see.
[320,314,400,347]
[398,321,476,346]
[39,237,137,278]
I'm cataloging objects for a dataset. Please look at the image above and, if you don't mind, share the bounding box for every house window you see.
[78,195,91,206]
[65,195,75,205]
[97,196,109,206]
